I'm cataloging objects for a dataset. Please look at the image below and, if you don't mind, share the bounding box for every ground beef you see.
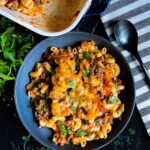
[7,0,19,10]
[35,0,42,5]
[90,63,103,79]
[40,73,46,80]
[97,115,110,126]
[43,52,55,65]
[36,99,50,121]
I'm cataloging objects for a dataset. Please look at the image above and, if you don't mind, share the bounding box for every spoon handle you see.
[135,53,150,87]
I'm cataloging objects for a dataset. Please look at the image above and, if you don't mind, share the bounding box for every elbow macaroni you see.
[0,0,50,16]
[26,41,125,147]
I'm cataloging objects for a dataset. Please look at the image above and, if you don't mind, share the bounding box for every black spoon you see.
[114,20,150,87]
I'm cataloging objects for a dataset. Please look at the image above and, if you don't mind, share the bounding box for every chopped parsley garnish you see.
[36,84,40,88]
[68,99,72,104]
[68,80,75,86]
[114,139,121,146]
[110,120,113,125]
[42,105,48,111]
[70,89,74,92]
[127,128,136,135]
[91,131,95,135]
[76,130,87,137]
[95,119,99,125]
[45,93,49,101]
[76,58,81,71]
[109,96,118,103]
[83,51,91,61]
[82,96,86,103]
[75,97,79,102]
[115,82,118,89]
[82,69,91,77]
[57,121,68,135]
[22,135,30,142]
[68,128,72,132]
[95,46,98,50]
[33,99,39,107]
[39,147,49,150]
[70,106,77,111]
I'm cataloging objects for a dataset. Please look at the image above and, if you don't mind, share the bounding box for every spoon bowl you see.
[114,20,150,87]
[114,20,138,54]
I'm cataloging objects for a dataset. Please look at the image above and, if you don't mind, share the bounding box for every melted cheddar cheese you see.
[26,41,125,147]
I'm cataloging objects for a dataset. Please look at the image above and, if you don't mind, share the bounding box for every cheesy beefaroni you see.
[0,0,49,16]
[26,41,125,147]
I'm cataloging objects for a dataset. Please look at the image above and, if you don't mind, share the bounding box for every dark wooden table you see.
[0,15,150,150]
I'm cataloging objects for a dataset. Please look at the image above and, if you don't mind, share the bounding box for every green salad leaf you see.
[0,16,34,96]
[0,79,4,96]
[0,61,10,73]
[0,73,15,80]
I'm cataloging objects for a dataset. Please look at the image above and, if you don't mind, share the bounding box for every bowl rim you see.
[14,31,135,150]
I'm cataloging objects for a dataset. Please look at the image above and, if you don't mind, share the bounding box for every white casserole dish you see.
[0,0,92,36]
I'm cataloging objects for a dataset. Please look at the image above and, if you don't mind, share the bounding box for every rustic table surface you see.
[0,15,150,150]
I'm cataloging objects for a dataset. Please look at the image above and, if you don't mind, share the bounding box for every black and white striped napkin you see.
[101,0,150,135]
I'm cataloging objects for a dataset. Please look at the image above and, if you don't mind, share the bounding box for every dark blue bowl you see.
[14,32,135,150]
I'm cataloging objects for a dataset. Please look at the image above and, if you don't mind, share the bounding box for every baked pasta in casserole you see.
[0,0,50,16]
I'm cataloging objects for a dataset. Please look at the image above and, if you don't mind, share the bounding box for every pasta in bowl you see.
[26,41,125,147]
[14,32,135,150]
